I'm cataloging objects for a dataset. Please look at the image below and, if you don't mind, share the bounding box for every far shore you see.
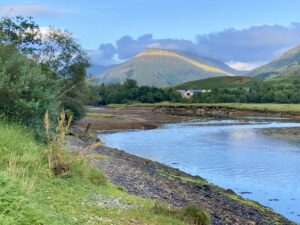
[76,103,300,136]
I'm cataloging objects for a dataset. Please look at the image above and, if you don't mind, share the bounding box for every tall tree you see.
[40,28,90,118]
[0,16,41,54]
[0,16,90,119]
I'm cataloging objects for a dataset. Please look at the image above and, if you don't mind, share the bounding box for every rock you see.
[225,189,236,195]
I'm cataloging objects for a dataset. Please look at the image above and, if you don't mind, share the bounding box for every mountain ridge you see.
[96,49,239,87]
[248,45,300,79]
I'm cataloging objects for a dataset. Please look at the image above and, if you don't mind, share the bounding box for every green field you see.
[108,102,300,114]
[0,121,200,225]
[175,76,256,90]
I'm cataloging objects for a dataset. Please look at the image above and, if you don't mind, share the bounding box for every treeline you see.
[191,79,300,103]
[89,78,300,106]
[0,16,89,138]
[88,79,182,105]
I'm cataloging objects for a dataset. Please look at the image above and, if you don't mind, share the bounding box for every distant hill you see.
[266,74,300,85]
[175,76,256,90]
[97,49,238,87]
[87,65,112,76]
[248,45,300,79]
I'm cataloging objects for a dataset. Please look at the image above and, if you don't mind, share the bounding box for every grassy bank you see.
[0,121,210,225]
[108,102,300,114]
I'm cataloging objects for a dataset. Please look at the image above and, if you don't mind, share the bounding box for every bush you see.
[0,45,60,139]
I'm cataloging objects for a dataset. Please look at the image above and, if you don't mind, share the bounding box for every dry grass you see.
[44,110,72,176]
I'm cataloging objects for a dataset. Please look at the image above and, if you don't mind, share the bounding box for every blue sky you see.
[1,0,300,69]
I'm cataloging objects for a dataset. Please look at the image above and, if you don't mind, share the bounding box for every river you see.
[99,118,300,223]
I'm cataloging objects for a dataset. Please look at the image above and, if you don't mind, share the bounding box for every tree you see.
[0,16,90,119]
[0,16,41,54]
[0,45,60,138]
[40,28,90,118]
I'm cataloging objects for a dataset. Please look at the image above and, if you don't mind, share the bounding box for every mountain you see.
[248,45,300,79]
[97,49,238,87]
[87,64,112,76]
[175,76,256,90]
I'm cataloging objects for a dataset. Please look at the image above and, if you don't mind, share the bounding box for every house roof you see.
[176,89,201,93]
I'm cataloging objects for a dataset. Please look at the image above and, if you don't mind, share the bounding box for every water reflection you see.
[100,119,300,223]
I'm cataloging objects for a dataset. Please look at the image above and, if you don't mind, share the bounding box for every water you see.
[99,118,300,223]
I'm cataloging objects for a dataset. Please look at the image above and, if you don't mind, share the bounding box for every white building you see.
[177,89,212,98]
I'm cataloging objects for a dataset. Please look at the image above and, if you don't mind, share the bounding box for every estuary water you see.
[99,118,300,223]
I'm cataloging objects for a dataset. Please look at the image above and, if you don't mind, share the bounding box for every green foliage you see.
[0,16,90,135]
[191,78,300,104]
[92,76,300,105]
[0,45,60,138]
[0,172,48,225]
[88,79,182,105]
[40,28,90,119]
[0,16,41,54]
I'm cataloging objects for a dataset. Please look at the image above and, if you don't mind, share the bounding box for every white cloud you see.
[91,24,300,66]
[39,26,52,38]
[226,61,265,71]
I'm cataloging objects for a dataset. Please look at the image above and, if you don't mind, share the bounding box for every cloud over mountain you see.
[90,23,300,70]
[196,24,300,63]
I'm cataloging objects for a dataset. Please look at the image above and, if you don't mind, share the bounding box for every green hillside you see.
[266,74,300,85]
[248,45,300,79]
[98,49,237,87]
[175,76,256,89]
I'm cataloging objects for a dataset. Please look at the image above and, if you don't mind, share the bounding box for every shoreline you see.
[72,105,300,225]
[67,134,295,225]
[76,104,300,134]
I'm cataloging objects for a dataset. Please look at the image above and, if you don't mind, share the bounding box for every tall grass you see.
[0,120,191,224]
[44,110,72,175]
[0,118,212,224]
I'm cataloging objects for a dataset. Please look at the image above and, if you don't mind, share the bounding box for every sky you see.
[1,0,300,70]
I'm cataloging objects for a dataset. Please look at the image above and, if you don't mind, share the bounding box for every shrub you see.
[0,45,60,139]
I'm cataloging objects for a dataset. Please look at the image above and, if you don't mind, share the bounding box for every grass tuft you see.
[182,205,211,225]
[152,203,211,225]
